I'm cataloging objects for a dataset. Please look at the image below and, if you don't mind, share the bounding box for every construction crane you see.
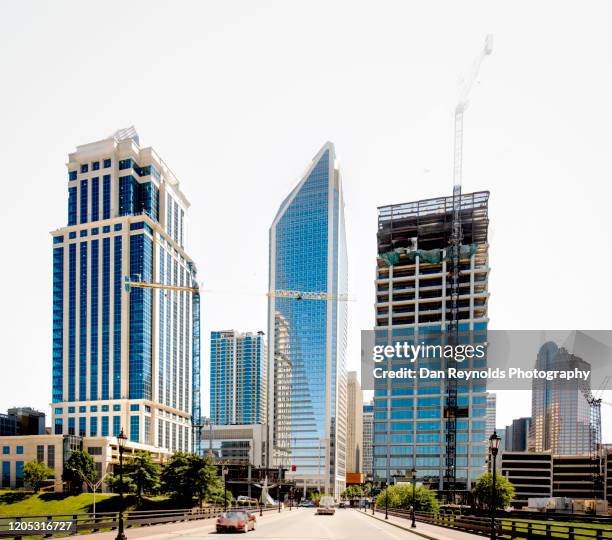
[124,273,203,456]
[267,289,351,301]
[445,35,493,503]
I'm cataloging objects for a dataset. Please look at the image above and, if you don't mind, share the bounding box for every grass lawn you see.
[498,517,612,540]
[0,491,118,517]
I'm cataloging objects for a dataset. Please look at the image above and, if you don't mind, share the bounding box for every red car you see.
[216,510,257,533]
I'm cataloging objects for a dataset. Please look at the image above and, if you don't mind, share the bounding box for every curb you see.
[358,509,441,540]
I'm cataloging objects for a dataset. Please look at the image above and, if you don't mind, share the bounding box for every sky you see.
[0,0,610,442]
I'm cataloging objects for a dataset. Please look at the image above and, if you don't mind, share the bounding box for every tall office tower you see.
[486,393,497,438]
[362,402,374,478]
[529,343,592,455]
[51,128,199,452]
[374,192,490,495]
[210,330,267,425]
[346,371,363,473]
[268,142,348,497]
[505,417,531,451]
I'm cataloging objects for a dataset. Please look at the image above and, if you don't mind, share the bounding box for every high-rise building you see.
[50,128,199,452]
[210,330,267,425]
[504,417,530,451]
[268,142,348,497]
[374,191,490,494]
[529,343,592,455]
[362,402,374,479]
[486,393,496,438]
[346,371,363,473]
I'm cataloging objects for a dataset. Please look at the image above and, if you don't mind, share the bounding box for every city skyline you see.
[1,1,612,445]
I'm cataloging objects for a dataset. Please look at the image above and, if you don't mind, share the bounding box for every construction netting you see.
[378,243,478,267]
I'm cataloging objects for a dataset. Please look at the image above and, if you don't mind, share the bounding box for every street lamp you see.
[277,467,282,513]
[410,468,417,528]
[222,467,229,512]
[384,481,388,520]
[115,428,128,540]
[489,431,501,540]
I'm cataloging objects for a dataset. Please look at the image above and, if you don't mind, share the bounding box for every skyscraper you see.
[529,343,592,455]
[268,142,348,497]
[346,371,363,473]
[51,128,199,452]
[374,191,490,495]
[210,330,267,425]
[486,393,496,438]
[362,402,374,479]
[505,417,531,451]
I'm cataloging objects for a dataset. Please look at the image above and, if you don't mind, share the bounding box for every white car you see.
[317,496,336,515]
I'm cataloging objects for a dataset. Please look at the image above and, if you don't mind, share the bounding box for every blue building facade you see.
[51,128,198,452]
[210,330,267,425]
[268,142,348,497]
[374,192,490,497]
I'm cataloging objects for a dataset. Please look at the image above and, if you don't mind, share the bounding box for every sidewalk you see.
[359,509,483,540]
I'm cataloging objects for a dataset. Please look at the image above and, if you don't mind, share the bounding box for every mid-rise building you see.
[346,371,363,473]
[202,424,266,467]
[486,393,496,438]
[373,192,490,495]
[210,330,267,425]
[50,127,199,453]
[529,343,592,455]
[362,402,374,478]
[268,142,348,497]
[0,408,45,436]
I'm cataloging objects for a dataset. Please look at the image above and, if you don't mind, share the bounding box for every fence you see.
[371,508,612,540]
[0,505,274,539]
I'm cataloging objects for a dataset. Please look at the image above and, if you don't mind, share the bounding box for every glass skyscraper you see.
[374,192,490,497]
[268,142,348,497]
[51,127,198,453]
[529,343,592,455]
[210,330,267,425]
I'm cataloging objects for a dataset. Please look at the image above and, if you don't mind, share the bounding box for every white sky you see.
[0,0,610,442]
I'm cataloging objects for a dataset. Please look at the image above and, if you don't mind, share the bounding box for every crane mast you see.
[445,35,492,502]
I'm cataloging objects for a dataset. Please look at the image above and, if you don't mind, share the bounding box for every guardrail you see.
[372,508,612,540]
[0,504,275,539]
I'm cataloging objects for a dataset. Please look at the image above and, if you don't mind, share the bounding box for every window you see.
[101,416,109,436]
[87,447,102,456]
[114,224,122,231]
[113,416,120,437]
[15,461,24,487]
[101,405,109,412]
[90,406,98,412]
[54,408,62,414]
[90,417,98,437]
[53,236,63,244]
[47,445,55,468]
[103,225,110,233]
[54,418,63,435]
[68,406,75,413]
[113,404,121,411]
[92,161,100,171]
[130,404,140,411]
[81,164,88,173]
[2,447,9,455]
[16,446,23,455]
[79,406,86,413]
[103,158,111,168]
[69,170,77,181]
[37,445,44,463]
[68,232,76,239]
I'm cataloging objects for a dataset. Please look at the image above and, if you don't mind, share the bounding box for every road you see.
[79,508,425,540]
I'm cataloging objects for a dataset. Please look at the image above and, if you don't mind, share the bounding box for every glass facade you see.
[268,143,348,496]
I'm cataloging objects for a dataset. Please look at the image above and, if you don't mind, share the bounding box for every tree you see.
[376,484,439,514]
[127,452,160,502]
[106,473,136,495]
[341,485,364,500]
[161,452,222,506]
[23,460,54,492]
[62,450,97,494]
[472,472,515,510]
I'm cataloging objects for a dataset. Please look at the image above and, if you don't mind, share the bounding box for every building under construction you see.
[372,191,490,498]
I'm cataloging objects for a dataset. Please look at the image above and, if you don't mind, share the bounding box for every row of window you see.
[2,446,23,455]
[69,158,112,180]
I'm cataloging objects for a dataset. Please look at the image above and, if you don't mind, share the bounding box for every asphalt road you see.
[177,508,417,540]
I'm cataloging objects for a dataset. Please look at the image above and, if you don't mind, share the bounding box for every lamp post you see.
[115,428,128,540]
[277,467,282,513]
[410,468,417,528]
[489,431,501,540]
[384,481,388,520]
[222,467,228,512]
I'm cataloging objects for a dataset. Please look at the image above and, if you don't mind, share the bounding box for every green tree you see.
[106,473,137,495]
[376,484,439,514]
[341,485,364,500]
[472,472,515,510]
[161,452,222,506]
[23,460,54,492]
[127,452,160,502]
[62,450,97,494]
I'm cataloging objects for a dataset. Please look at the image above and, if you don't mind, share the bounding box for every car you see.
[299,500,315,507]
[216,510,256,533]
[338,501,346,509]
[316,496,336,515]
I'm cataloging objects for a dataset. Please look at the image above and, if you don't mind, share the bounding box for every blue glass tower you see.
[210,330,267,425]
[51,128,198,452]
[268,142,348,497]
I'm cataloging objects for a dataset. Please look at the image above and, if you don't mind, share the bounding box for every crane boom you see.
[268,289,351,301]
